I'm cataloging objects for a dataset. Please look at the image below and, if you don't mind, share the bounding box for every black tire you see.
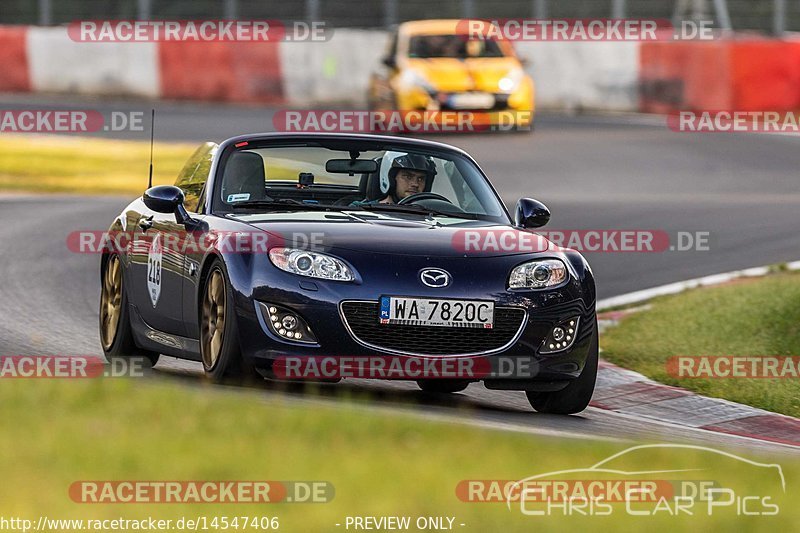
[417,379,470,394]
[200,258,259,384]
[99,253,160,367]
[526,320,598,414]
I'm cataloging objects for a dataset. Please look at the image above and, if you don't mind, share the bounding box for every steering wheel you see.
[397,192,453,205]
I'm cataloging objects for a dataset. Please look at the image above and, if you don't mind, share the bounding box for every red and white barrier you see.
[159,39,283,103]
[27,27,160,98]
[3,24,800,114]
[279,29,387,106]
[0,26,30,92]
[640,38,800,113]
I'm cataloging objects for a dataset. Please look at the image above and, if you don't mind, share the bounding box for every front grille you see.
[340,301,526,356]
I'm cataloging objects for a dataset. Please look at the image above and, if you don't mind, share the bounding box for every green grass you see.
[0,376,798,531]
[601,271,800,417]
[0,134,196,194]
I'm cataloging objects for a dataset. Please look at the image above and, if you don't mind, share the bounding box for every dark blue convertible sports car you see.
[99,133,597,414]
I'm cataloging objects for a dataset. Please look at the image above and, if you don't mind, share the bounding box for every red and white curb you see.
[590,360,800,447]
[592,261,800,448]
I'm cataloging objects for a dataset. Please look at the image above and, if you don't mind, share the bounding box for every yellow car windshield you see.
[408,35,505,59]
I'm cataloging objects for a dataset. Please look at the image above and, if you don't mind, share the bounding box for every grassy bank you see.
[602,270,800,417]
[0,375,797,531]
[0,134,196,194]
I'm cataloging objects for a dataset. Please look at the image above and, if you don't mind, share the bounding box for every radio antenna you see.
[147,108,155,189]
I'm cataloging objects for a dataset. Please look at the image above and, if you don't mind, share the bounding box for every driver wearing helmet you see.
[354,151,437,205]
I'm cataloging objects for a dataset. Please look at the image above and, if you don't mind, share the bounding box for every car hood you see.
[231,210,555,258]
[406,57,522,93]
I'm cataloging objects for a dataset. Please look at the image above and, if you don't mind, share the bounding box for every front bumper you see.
[235,286,595,384]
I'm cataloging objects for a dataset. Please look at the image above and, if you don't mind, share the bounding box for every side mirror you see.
[143,185,191,224]
[382,55,397,69]
[515,198,550,228]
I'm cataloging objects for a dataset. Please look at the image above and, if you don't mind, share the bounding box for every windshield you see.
[408,34,505,59]
[214,143,508,223]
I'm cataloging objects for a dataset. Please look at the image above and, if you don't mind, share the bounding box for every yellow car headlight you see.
[498,67,525,93]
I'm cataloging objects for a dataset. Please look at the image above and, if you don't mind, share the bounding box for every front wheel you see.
[99,253,160,367]
[526,320,598,414]
[200,259,258,384]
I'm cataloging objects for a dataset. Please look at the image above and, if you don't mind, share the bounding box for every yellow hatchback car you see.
[368,19,535,130]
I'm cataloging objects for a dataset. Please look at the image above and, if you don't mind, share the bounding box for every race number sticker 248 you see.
[147,234,162,307]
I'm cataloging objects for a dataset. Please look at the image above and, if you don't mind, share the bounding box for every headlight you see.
[400,69,436,93]
[268,248,355,281]
[498,67,525,93]
[508,259,568,289]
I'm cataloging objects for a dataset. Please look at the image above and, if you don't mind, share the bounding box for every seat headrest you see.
[363,157,386,201]
[222,151,265,202]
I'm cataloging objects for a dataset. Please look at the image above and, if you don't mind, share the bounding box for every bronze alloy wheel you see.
[201,268,226,369]
[100,255,123,351]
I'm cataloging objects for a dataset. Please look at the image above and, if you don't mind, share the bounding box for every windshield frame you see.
[206,134,513,225]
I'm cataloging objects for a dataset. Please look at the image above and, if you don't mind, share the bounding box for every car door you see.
[174,142,218,341]
[128,143,216,336]
[131,209,188,336]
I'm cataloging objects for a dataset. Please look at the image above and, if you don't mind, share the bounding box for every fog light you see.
[540,316,581,355]
[257,302,318,344]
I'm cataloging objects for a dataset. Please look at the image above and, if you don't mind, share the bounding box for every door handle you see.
[138,216,154,230]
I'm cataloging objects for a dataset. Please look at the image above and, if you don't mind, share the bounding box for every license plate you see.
[379,296,494,328]
[448,92,495,110]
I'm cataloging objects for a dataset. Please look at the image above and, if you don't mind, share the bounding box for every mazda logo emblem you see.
[420,268,451,288]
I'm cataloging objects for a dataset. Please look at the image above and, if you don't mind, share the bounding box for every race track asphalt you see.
[2,96,798,453]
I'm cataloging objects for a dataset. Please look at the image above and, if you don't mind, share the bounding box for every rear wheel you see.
[526,320,598,414]
[99,253,160,367]
[417,379,470,394]
[200,259,258,383]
